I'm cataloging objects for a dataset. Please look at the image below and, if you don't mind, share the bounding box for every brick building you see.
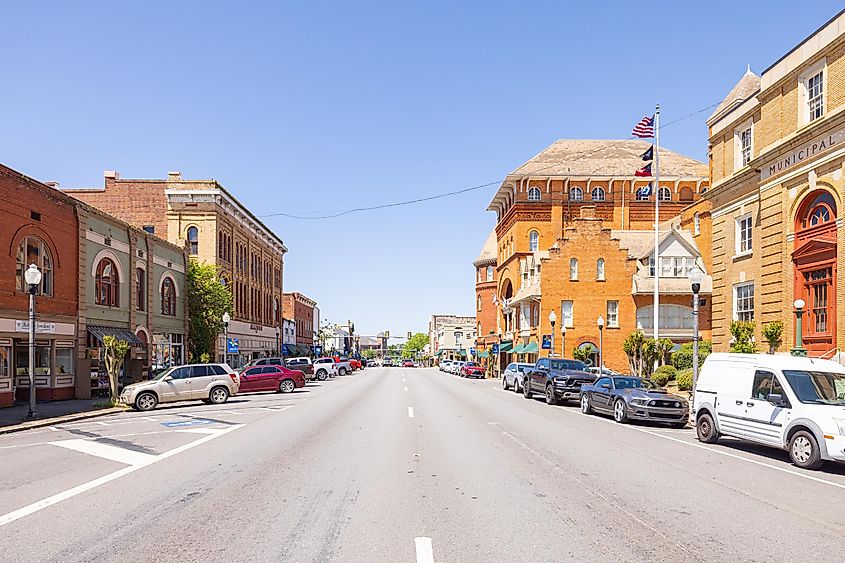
[473,229,498,370]
[429,314,476,362]
[65,171,286,367]
[486,139,710,371]
[0,165,79,406]
[706,9,845,358]
[282,292,317,353]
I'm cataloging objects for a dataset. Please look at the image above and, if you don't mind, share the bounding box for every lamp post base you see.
[790,347,808,357]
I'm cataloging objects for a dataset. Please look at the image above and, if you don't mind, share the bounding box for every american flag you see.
[632,115,654,138]
[634,163,653,177]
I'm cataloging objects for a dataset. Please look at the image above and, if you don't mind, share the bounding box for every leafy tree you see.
[762,321,784,354]
[102,335,129,404]
[361,349,376,360]
[622,329,674,378]
[623,330,648,377]
[671,341,712,370]
[187,260,233,362]
[403,333,428,358]
[729,321,757,353]
[572,344,594,364]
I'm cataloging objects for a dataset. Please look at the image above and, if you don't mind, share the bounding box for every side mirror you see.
[163,375,173,382]
[767,393,787,407]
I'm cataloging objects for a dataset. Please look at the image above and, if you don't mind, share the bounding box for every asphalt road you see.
[1,367,844,562]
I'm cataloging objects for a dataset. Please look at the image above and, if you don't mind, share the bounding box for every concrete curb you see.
[0,406,129,435]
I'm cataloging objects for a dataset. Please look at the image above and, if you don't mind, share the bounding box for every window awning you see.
[477,349,489,358]
[87,325,144,347]
[523,341,539,354]
[498,341,513,353]
[511,343,525,354]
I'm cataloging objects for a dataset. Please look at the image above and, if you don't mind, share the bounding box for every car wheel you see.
[613,399,628,423]
[316,370,328,381]
[545,384,558,406]
[279,379,295,393]
[514,379,521,393]
[208,386,230,405]
[695,413,718,443]
[502,376,509,390]
[339,367,347,376]
[523,380,533,399]
[789,430,824,470]
[581,394,592,415]
[135,392,158,412]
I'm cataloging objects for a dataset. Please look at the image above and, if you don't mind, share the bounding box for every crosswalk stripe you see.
[49,439,156,466]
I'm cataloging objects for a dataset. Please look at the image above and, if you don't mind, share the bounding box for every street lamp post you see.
[549,310,557,358]
[791,299,807,357]
[24,264,42,419]
[222,312,231,366]
[597,316,605,373]
[561,325,566,359]
[688,266,705,397]
[275,326,281,357]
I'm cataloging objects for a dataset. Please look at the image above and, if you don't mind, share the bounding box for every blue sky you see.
[2,1,843,338]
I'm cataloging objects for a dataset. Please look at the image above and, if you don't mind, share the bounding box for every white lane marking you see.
[414,537,434,563]
[0,424,242,527]
[48,426,59,432]
[176,428,219,435]
[408,407,414,418]
[49,439,156,466]
[404,387,408,392]
[550,403,845,491]
[94,422,109,427]
[221,410,239,415]
[143,417,158,422]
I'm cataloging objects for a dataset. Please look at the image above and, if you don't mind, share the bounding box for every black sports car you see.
[580,376,688,427]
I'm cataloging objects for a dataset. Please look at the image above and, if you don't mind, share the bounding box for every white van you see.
[693,353,845,469]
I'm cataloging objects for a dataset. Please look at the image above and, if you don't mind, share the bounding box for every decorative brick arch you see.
[8,224,62,268]
[158,271,180,297]
[90,248,125,281]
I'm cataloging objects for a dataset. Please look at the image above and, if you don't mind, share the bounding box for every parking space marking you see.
[0,424,243,528]
[49,439,156,466]
[414,537,434,563]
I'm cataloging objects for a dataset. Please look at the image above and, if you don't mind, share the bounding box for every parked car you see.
[451,361,467,375]
[121,363,239,411]
[502,362,534,392]
[694,353,845,470]
[331,356,353,375]
[284,357,316,380]
[523,358,596,405]
[348,358,362,370]
[581,376,688,427]
[439,360,453,372]
[313,357,339,380]
[403,359,414,368]
[239,365,306,393]
[461,362,485,378]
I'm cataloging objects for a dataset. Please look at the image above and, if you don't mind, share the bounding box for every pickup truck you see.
[330,356,353,376]
[523,357,597,405]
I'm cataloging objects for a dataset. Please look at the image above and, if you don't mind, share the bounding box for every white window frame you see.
[561,301,574,328]
[591,187,605,201]
[733,119,753,170]
[528,230,539,252]
[733,282,755,322]
[596,258,605,281]
[658,186,671,201]
[486,265,494,282]
[693,212,701,236]
[527,187,541,201]
[569,187,584,201]
[569,258,579,280]
[735,213,753,256]
[606,300,619,328]
[800,60,826,125]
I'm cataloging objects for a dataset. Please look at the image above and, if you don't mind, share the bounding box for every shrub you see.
[729,321,757,353]
[651,365,677,386]
[762,321,784,354]
[671,341,712,370]
[676,369,693,391]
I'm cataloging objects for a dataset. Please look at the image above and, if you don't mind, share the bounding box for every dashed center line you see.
[415,537,434,563]
[408,407,414,418]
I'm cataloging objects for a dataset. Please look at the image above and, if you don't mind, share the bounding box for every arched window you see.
[679,187,694,201]
[15,236,53,295]
[161,277,176,316]
[591,187,605,201]
[569,187,584,201]
[477,295,482,311]
[658,187,671,201]
[187,226,199,255]
[798,191,836,229]
[693,213,701,236]
[95,258,119,307]
[486,265,494,281]
[136,267,146,311]
[529,231,539,252]
[569,258,579,280]
[527,187,541,201]
[596,258,605,281]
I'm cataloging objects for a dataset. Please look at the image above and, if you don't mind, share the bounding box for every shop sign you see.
[541,335,552,349]
[15,321,56,334]
[761,126,845,180]
[226,338,239,353]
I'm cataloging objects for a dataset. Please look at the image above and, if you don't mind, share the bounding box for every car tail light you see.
[229,372,238,383]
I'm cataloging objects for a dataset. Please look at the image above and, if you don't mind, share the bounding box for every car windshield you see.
[465,362,478,367]
[550,359,587,371]
[613,377,655,390]
[152,366,177,380]
[782,370,845,405]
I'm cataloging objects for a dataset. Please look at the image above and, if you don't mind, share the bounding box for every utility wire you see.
[259,101,721,220]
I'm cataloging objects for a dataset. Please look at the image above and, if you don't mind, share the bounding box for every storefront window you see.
[15,344,51,375]
[0,347,10,378]
[55,347,74,375]
[152,334,184,369]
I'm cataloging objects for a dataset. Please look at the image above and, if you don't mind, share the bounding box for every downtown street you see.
[1,367,843,563]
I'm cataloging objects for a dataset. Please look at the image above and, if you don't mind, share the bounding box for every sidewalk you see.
[0,399,126,434]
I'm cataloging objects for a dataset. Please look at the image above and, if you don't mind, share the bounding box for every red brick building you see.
[473,229,498,370]
[0,165,79,406]
[283,292,317,350]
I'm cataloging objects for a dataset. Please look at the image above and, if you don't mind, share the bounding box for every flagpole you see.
[653,104,661,346]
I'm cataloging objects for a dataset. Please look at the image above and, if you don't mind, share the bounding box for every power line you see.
[258,101,721,220]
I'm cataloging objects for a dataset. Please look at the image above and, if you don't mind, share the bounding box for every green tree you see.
[187,260,233,362]
[762,320,784,354]
[729,321,757,353]
[572,344,594,364]
[102,335,129,404]
[671,341,712,369]
[361,349,376,360]
[403,332,428,358]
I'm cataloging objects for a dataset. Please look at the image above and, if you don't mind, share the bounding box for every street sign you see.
[492,344,500,354]
[226,338,239,353]
[541,335,552,349]
[470,348,476,356]
[314,345,323,356]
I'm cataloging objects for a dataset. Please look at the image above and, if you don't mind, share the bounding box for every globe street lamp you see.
[222,311,231,366]
[561,325,566,359]
[597,315,605,373]
[688,266,705,396]
[24,264,42,419]
[791,299,807,357]
[275,325,281,357]
[548,310,557,357]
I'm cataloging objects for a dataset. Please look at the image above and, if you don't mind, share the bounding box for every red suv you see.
[461,362,485,378]
[239,365,306,393]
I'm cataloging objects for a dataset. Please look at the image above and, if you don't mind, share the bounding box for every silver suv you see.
[121,363,239,411]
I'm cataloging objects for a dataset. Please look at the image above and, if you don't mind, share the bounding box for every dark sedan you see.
[580,376,688,427]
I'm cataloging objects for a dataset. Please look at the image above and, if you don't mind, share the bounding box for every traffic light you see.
[407,331,412,339]
[385,330,390,338]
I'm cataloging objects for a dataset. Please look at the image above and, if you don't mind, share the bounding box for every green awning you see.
[459,350,467,358]
[511,343,525,354]
[435,350,444,357]
[523,341,539,353]
[477,350,489,358]
[498,341,513,353]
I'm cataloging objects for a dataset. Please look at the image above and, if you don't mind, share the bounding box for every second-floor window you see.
[486,265,494,281]
[561,301,573,328]
[591,187,605,201]
[16,236,53,296]
[734,282,755,322]
[596,258,605,281]
[95,258,119,307]
[161,277,176,316]
[736,214,753,254]
[569,187,584,201]
[694,213,701,236]
[658,187,671,201]
[527,187,541,201]
[806,70,824,122]
[136,267,145,311]
[569,258,578,280]
[529,231,539,252]
[607,300,619,327]
[740,127,752,166]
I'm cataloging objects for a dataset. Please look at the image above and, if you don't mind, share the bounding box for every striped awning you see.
[523,341,539,353]
[87,325,144,347]
[498,341,513,353]
[511,343,525,354]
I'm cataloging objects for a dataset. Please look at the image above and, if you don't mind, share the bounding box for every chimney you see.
[104,170,118,180]
[580,205,597,219]
[44,181,59,189]
[168,171,182,181]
